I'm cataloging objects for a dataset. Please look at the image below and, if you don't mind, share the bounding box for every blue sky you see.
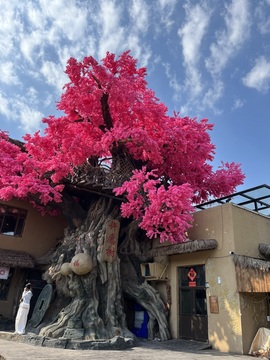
[1,0,270,193]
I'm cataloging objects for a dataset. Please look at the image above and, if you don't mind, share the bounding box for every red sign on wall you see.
[102,219,120,263]
[187,268,197,287]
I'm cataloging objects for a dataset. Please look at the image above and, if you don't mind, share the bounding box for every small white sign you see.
[0,267,10,279]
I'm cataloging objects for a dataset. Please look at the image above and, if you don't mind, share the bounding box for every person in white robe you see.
[14,283,33,335]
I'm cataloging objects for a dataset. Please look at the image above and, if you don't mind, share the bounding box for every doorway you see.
[178,265,208,342]
[26,269,48,319]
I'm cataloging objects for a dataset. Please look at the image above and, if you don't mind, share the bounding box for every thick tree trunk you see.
[122,280,170,341]
[119,221,171,341]
[36,197,170,342]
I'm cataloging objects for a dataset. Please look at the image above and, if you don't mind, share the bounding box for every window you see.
[0,205,27,237]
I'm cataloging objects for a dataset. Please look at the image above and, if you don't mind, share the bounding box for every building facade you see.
[145,201,270,354]
[0,198,66,322]
[2,188,270,355]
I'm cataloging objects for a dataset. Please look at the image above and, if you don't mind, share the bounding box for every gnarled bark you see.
[36,197,170,342]
[119,221,170,341]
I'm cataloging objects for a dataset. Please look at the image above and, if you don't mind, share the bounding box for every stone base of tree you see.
[0,331,135,350]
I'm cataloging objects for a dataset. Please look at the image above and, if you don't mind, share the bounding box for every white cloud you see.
[202,79,224,114]
[0,91,11,118]
[205,0,251,75]
[126,0,153,67]
[126,35,152,68]
[18,104,44,133]
[26,3,47,30]
[0,62,20,85]
[0,2,23,58]
[255,1,270,35]
[99,0,122,37]
[193,0,252,112]
[232,98,244,110]
[258,17,270,35]
[2,0,267,139]
[0,0,156,137]
[96,0,125,59]
[43,93,53,108]
[242,57,270,93]
[179,4,210,65]
[179,104,190,117]
[178,3,211,98]
[26,87,39,105]
[56,39,97,72]
[162,62,182,99]
[20,0,91,71]
[20,30,44,63]
[0,89,44,134]
[94,0,152,68]
[41,61,68,93]
[158,0,177,29]
[159,0,177,7]
[39,0,88,42]
[129,0,149,32]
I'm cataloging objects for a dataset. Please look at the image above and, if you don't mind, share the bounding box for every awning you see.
[143,239,218,258]
[0,248,35,268]
[233,254,270,292]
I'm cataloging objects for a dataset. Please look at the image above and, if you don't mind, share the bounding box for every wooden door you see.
[179,266,208,342]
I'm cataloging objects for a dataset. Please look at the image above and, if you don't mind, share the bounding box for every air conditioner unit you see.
[140,262,167,279]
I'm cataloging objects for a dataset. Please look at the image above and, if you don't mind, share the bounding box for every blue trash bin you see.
[132,303,149,338]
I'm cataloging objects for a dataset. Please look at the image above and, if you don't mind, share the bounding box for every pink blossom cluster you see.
[115,167,194,243]
[0,51,245,242]
[0,131,63,211]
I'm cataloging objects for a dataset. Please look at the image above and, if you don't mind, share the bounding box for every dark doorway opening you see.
[26,269,47,319]
[178,265,208,342]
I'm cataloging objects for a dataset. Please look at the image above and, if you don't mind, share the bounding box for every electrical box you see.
[140,262,167,280]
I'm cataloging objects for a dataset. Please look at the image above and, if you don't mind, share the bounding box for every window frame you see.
[0,204,27,237]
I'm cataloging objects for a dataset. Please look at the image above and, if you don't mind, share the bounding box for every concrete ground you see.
[0,336,251,360]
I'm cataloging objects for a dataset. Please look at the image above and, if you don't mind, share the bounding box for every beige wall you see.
[189,203,235,255]
[0,198,66,257]
[240,293,269,354]
[230,205,270,353]
[164,203,270,354]
[232,205,270,257]
[205,256,242,353]
[0,198,67,319]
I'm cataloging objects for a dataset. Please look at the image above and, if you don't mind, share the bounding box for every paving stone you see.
[0,331,251,360]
